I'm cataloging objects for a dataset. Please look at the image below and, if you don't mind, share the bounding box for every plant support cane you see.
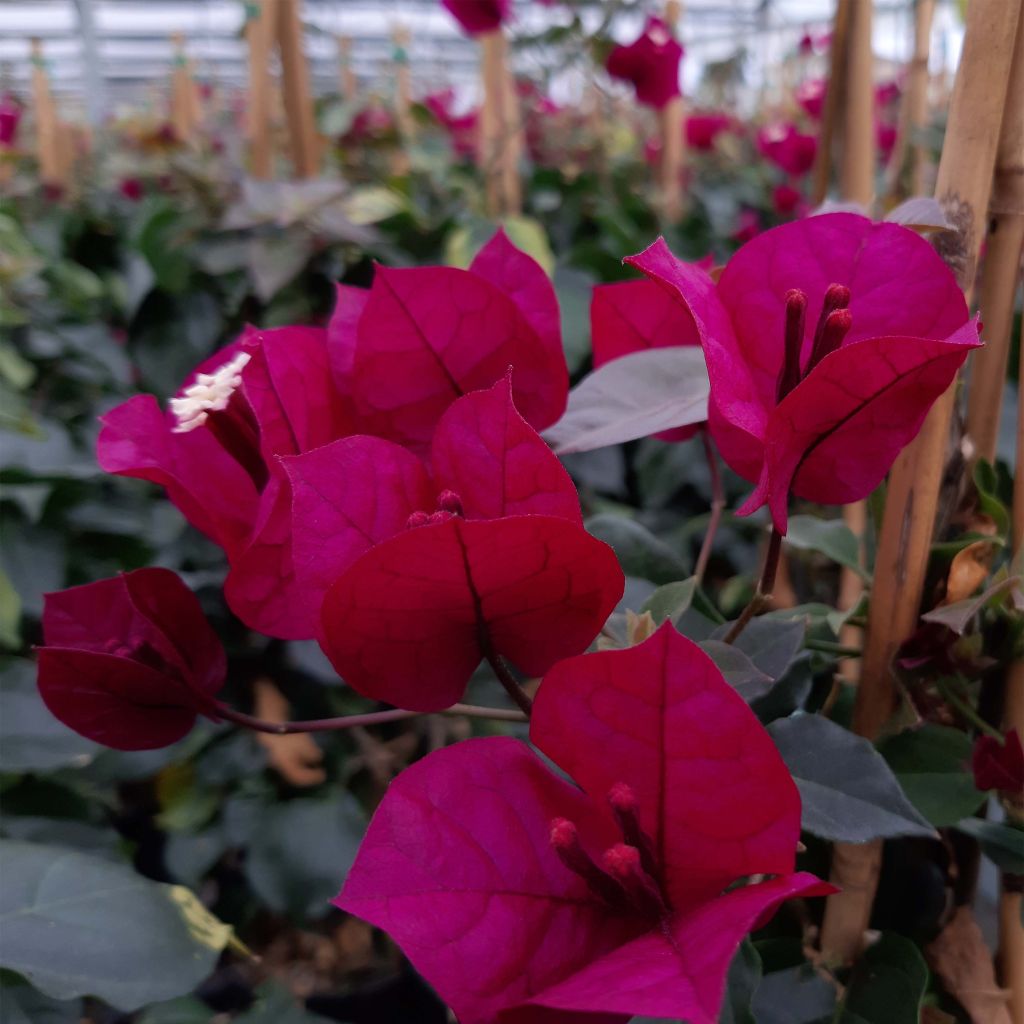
[819,0,1024,966]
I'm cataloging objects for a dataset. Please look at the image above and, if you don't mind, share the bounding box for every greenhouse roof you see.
[0,0,963,123]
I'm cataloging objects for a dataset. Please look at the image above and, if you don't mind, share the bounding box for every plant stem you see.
[723,527,784,644]
[805,639,863,658]
[485,650,534,716]
[937,679,1004,741]
[217,701,527,735]
[694,431,725,584]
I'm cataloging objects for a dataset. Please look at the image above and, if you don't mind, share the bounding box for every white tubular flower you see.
[169,351,252,433]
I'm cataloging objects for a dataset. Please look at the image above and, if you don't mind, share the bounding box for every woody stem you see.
[723,527,784,644]
[216,701,528,735]
[694,430,725,584]
[485,650,534,717]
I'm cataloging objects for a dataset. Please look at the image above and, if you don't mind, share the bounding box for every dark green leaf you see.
[586,515,688,584]
[878,725,983,826]
[953,819,1024,874]
[0,660,100,773]
[711,618,806,681]
[245,794,364,919]
[768,716,936,842]
[0,841,231,1009]
[0,974,80,1024]
[838,933,928,1024]
[699,641,773,702]
[719,940,762,1024]
[920,574,1022,635]
[749,965,837,1024]
[783,515,869,579]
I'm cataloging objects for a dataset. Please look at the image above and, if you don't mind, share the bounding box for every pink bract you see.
[441,0,510,35]
[606,16,683,110]
[972,729,1024,794]
[686,112,732,151]
[757,122,818,177]
[37,568,225,750]
[329,228,568,450]
[288,378,619,710]
[626,213,980,531]
[337,624,833,1022]
[98,230,566,639]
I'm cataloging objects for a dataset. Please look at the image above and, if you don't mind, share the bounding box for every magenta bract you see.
[972,729,1024,794]
[98,230,566,639]
[626,213,980,531]
[441,0,510,35]
[606,17,683,110]
[337,625,832,1022]
[686,112,732,150]
[37,568,225,750]
[288,378,620,710]
[756,122,818,177]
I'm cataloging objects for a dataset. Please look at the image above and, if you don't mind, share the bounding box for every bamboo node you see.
[933,193,975,287]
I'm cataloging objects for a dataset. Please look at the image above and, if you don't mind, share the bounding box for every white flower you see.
[170,351,252,433]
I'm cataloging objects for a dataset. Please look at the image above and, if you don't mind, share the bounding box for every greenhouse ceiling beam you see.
[73,0,105,126]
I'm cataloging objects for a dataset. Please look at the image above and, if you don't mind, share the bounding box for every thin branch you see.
[723,527,784,644]
[217,701,527,736]
[694,430,726,584]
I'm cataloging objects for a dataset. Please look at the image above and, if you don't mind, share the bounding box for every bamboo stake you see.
[835,0,874,682]
[501,52,524,215]
[245,0,275,179]
[29,39,62,187]
[276,0,320,179]
[392,26,413,136]
[820,0,1024,967]
[337,35,356,102]
[886,0,937,199]
[660,0,685,222]
[170,34,197,145]
[811,0,853,206]
[479,29,520,217]
[966,12,1024,465]
[839,0,875,205]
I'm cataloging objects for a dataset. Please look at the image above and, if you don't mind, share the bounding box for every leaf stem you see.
[937,679,1004,741]
[216,701,527,735]
[804,639,863,658]
[723,527,784,644]
[694,430,725,584]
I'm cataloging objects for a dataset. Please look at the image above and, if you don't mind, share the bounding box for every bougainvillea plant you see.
[27,200,1015,1023]
[605,16,684,110]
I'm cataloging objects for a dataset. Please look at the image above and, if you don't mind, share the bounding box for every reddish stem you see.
[694,430,725,583]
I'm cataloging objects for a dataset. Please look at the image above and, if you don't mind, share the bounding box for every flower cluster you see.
[34,211,983,1021]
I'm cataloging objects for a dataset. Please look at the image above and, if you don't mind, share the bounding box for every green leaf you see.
[236,981,336,1024]
[920,573,1022,635]
[544,349,709,454]
[0,973,80,1024]
[641,578,698,623]
[0,841,231,1010]
[699,641,773,702]
[838,933,928,1024]
[711,618,806,681]
[134,204,192,293]
[585,515,688,584]
[973,459,1010,537]
[553,265,595,374]
[953,819,1024,874]
[0,660,100,773]
[749,964,837,1023]
[768,716,936,842]
[0,569,21,649]
[783,515,868,579]
[136,996,213,1024]
[878,725,984,826]
[720,940,762,1024]
[246,230,314,303]
[244,794,365,919]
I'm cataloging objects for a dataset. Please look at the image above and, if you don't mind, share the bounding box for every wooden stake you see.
[966,11,1024,464]
[478,29,520,217]
[276,0,320,178]
[886,0,937,199]
[245,0,275,179]
[392,26,413,135]
[170,34,197,145]
[840,0,875,205]
[29,39,62,187]
[659,0,686,222]
[337,35,356,101]
[812,0,853,206]
[820,0,1024,967]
